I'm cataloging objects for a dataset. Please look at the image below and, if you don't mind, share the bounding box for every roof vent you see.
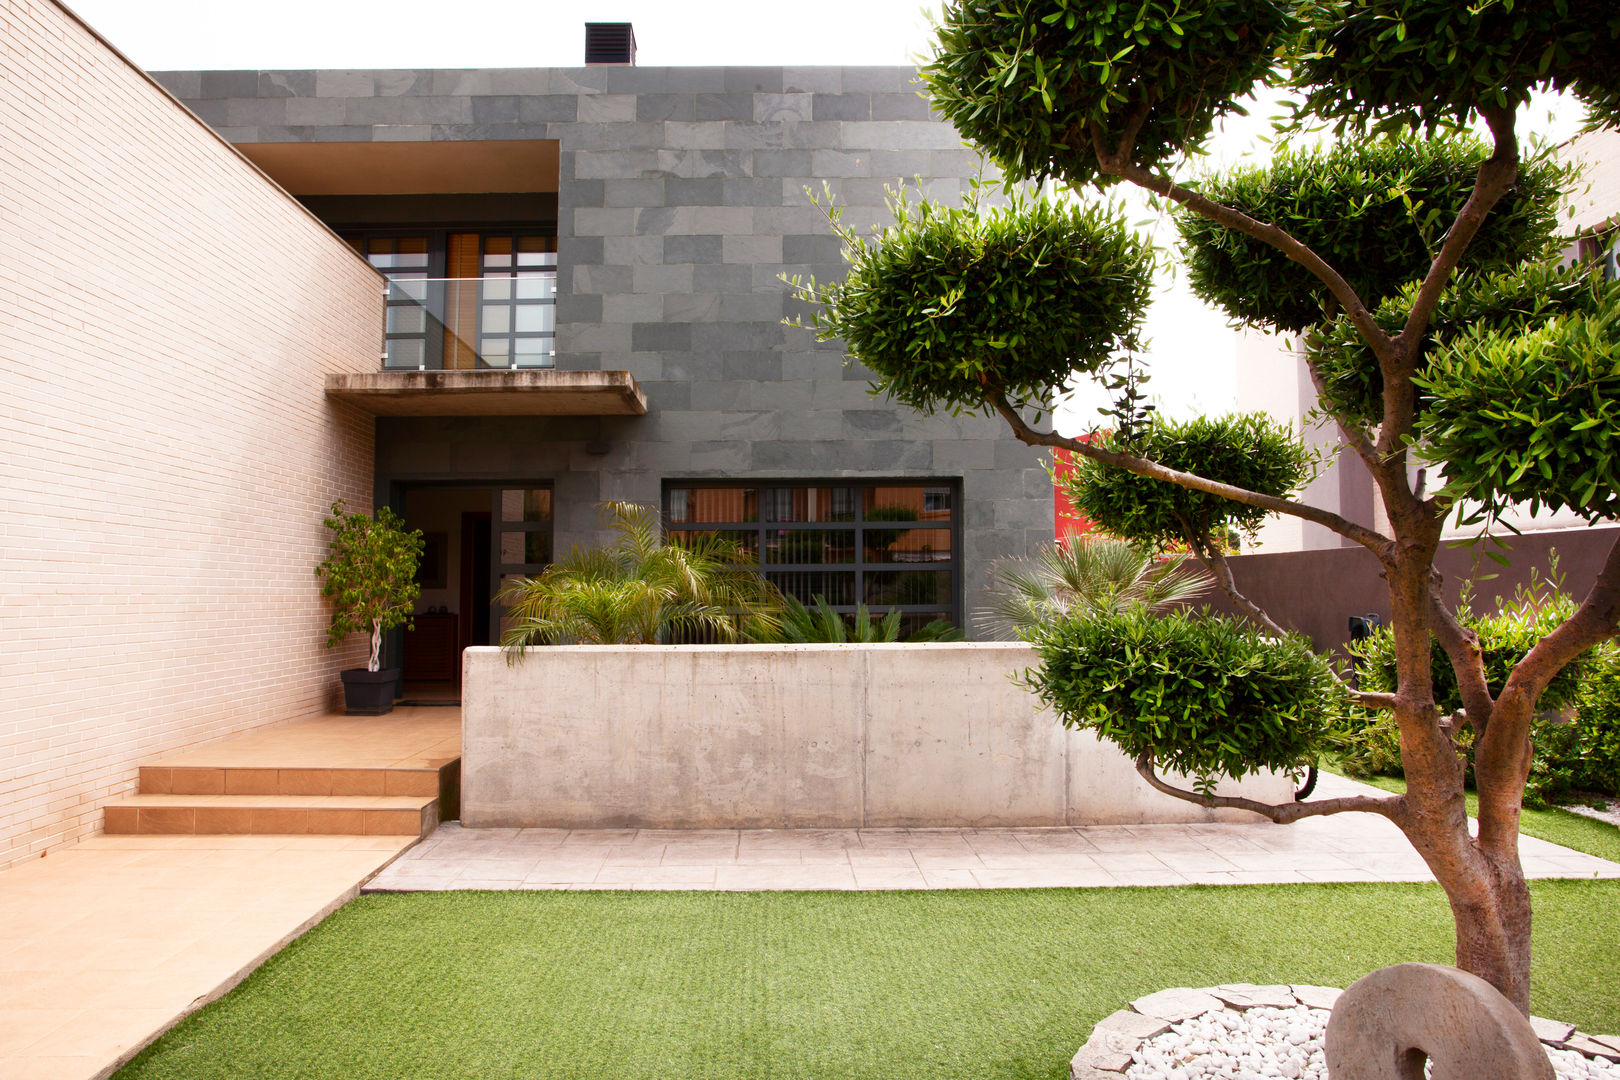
[584,23,636,66]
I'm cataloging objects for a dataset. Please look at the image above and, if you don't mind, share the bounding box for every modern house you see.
[154,30,1059,661]
[0,1,1051,869]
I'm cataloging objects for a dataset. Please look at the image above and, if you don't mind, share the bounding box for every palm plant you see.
[498,502,780,648]
[975,536,1212,640]
[746,594,964,643]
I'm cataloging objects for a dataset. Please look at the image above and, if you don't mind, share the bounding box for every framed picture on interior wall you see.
[417,532,448,590]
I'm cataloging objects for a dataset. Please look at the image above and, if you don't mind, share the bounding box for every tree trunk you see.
[1383,541,1534,1014]
[369,619,382,672]
[1408,804,1534,1014]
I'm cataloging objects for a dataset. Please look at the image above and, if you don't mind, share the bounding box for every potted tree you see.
[316,500,424,715]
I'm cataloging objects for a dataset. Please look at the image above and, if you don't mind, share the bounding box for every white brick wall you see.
[1561,127,1620,235]
[0,0,384,868]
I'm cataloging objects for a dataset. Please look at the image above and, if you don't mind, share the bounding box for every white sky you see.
[68,0,1588,436]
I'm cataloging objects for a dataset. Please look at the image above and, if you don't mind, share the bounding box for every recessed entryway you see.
[398,483,554,702]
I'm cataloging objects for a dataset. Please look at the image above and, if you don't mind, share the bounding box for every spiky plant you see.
[747,594,964,644]
[975,537,1212,640]
[498,502,780,648]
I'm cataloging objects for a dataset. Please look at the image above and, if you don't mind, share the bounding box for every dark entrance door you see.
[459,511,492,650]
[395,483,553,694]
[489,487,554,644]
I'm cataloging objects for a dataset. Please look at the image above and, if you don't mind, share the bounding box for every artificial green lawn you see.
[118,882,1620,1080]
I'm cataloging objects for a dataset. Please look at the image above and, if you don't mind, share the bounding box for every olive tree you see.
[791,0,1620,1011]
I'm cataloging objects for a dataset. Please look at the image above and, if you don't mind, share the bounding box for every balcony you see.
[324,277,646,417]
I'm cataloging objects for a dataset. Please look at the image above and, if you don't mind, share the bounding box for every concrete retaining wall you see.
[461,644,1293,828]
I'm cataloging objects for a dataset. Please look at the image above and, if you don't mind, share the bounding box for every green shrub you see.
[1065,414,1313,548]
[1332,573,1618,807]
[1414,310,1620,525]
[1569,651,1620,798]
[746,594,962,644]
[1176,136,1565,335]
[1291,0,1620,134]
[921,0,1295,189]
[1024,606,1339,784]
[788,187,1152,417]
[1313,262,1618,428]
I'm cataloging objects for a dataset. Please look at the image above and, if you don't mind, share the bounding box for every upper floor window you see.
[346,229,556,371]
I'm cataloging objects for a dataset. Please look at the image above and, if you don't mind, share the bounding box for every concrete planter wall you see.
[461,643,1293,829]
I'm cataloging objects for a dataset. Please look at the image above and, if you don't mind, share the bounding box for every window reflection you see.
[664,481,959,629]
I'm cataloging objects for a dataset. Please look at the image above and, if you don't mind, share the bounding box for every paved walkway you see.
[0,832,414,1080]
[367,774,1620,892]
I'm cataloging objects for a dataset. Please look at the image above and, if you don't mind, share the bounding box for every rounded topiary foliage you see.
[922,0,1295,188]
[1291,0,1620,133]
[1312,262,1620,428]
[1176,136,1566,334]
[1064,413,1312,549]
[1025,606,1339,781]
[792,190,1153,416]
[1415,310,1620,523]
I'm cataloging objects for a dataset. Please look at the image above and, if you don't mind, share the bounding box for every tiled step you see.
[103,793,440,837]
[140,764,443,798]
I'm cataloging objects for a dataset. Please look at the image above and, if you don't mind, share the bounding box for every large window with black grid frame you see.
[664,480,961,634]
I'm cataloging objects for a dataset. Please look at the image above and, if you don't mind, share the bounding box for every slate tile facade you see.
[157,63,1054,631]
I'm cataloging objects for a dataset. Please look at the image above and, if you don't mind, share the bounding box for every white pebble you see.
[1121,1004,1619,1080]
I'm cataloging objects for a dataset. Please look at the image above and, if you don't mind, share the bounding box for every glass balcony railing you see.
[381,275,557,371]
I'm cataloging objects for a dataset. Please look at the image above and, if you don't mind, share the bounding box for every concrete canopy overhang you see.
[235,140,560,195]
[324,370,648,416]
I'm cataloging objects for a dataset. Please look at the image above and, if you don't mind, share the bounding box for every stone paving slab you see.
[0,833,414,1080]
[366,774,1620,893]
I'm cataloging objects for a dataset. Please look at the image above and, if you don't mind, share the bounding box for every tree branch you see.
[1181,522,1288,637]
[992,393,1395,559]
[1392,105,1521,368]
[1379,104,1521,459]
[1090,155,1392,363]
[1492,534,1620,740]
[1134,752,1406,825]
[1301,346,1380,471]
[1427,579,1495,730]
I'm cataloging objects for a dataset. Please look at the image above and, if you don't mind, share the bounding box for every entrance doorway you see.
[397,483,553,701]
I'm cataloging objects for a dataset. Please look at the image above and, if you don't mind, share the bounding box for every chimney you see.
[584,23,636,66]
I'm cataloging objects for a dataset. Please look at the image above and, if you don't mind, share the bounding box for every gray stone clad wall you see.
[158,65,1054,633]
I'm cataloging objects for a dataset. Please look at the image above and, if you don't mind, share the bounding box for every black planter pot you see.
[340,667,400,716]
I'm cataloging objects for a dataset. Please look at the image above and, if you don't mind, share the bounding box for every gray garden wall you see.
[460,643,1292,829]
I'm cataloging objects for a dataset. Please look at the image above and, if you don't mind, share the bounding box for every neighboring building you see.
[1236,329,1379,553]
[0,3,1050,867]
[1235,129,1620,553]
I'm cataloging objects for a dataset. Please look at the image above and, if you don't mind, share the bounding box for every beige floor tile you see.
[1108,869,1194,887]
[516,859,610,884]
[1088,852,1174,873]
[845,850,919,868]
[851,868,929,889]
[0,833,410,1079]
[918,868,979,889]
[10,1055,103,1080]
[713,865,858,890]
[973,867,1118,888]
[596,865,718,886]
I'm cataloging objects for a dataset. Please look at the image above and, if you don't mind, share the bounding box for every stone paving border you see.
[1070,984,1620,1079]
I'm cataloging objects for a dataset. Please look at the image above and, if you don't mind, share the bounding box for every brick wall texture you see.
[1561,126,1620,234]
[0,0,384,868]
